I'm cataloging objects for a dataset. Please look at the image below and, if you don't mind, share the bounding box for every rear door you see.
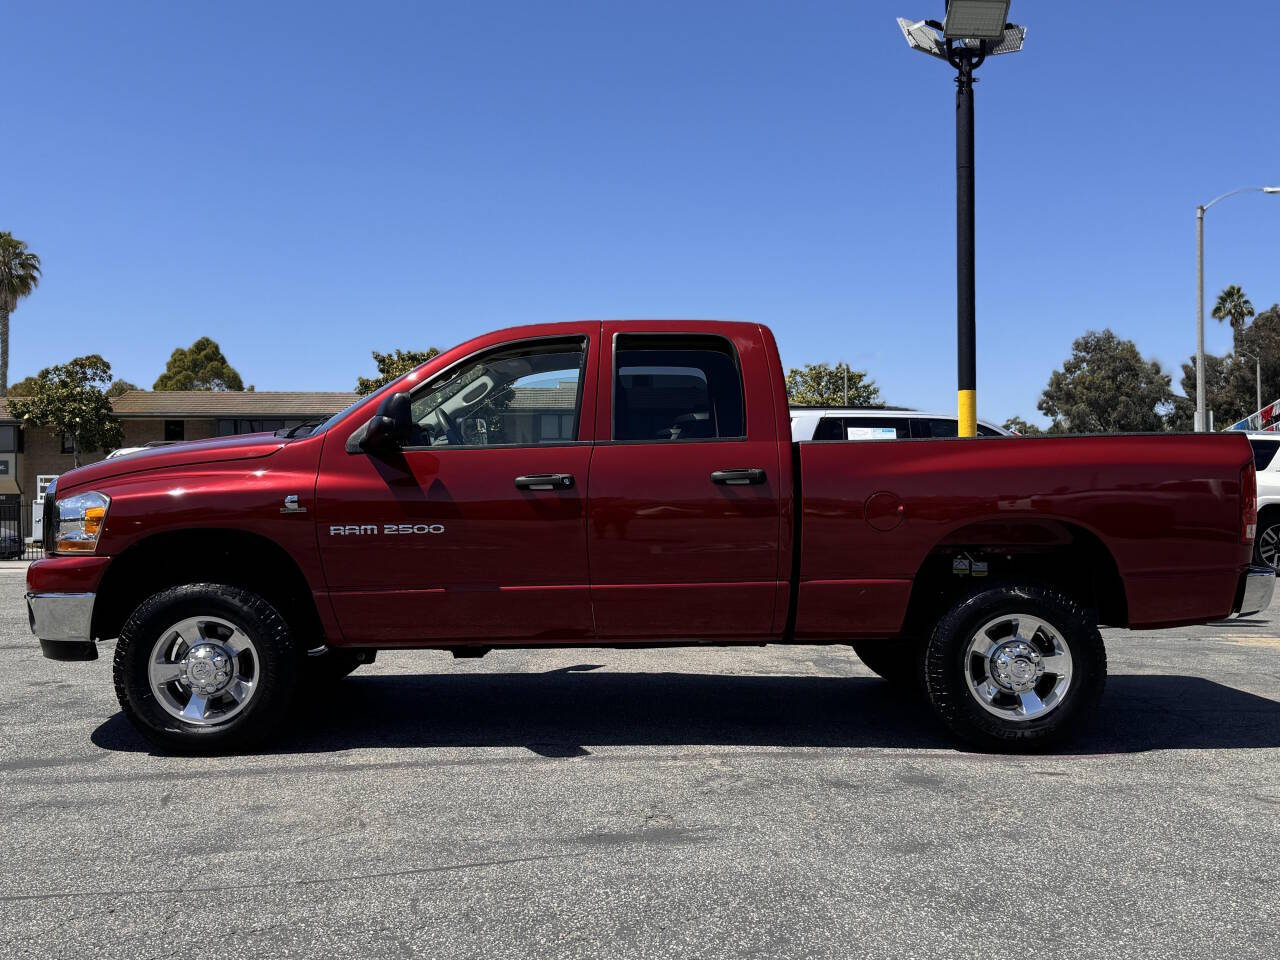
[586,323,784,640]
[315,328,599,645]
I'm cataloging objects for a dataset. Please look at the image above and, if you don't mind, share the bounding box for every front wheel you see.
[923,584,1106,752]
[113,584,297,752]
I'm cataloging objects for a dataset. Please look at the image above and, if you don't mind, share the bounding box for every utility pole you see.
[1196,206,1206,431]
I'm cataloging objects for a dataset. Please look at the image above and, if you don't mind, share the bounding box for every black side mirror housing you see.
[345,391,413,454]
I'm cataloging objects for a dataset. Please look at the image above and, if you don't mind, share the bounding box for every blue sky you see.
[6,1,1278,425]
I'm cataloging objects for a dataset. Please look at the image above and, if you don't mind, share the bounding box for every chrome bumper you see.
[27,592,97,661]
[1236,566,1276,618]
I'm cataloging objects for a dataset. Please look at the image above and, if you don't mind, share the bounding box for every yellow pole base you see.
[958,389,977,437]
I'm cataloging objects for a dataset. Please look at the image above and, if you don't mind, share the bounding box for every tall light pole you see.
[1195,185,1280,431]
[898,2,1026,436]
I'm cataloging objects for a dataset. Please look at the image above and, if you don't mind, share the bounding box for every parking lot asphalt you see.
[2,563,1279,960]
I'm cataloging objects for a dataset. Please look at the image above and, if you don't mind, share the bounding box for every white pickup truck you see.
[1247,433,1280,570]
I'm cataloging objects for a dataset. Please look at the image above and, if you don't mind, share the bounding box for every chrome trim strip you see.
[26,592,95,643]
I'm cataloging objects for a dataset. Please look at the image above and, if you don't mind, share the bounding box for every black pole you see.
[954,51,977,436]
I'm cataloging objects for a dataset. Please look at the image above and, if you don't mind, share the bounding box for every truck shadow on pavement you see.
[91,672,1280,756]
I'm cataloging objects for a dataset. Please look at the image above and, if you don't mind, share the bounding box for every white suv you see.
[790,408,1011,442]
[1247,432,1280,569]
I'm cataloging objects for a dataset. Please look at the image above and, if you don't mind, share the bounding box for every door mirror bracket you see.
[345,391,413,454]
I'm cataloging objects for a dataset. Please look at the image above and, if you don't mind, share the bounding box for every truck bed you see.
[790,433,1255,636]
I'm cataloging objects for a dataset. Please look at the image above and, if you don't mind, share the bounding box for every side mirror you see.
[346,391,413,454]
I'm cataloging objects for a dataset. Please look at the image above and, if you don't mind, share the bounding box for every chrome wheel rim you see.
[148,616,259,726]
[963,614,1073,722]
[1259,524,1280,570]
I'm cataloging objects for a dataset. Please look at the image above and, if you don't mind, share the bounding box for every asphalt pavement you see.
[2,563,1279,959]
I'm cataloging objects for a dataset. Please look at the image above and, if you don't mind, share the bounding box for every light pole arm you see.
[1201,186,1280,213]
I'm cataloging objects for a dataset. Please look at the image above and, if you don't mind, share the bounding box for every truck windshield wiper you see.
[277,421,322,439]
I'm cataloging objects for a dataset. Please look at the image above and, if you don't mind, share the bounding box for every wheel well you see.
[92,529,324,647]
[902,521,1128,634]
[1257,503,1280,529]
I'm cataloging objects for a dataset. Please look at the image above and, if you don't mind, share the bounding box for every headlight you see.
[55,492,111,554]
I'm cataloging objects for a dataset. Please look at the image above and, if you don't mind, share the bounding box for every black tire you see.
[1254,517,1280,570]
[851,639,922,687]
[301,649,366,685]
[923,583,1106,752]
[113,584,297,752]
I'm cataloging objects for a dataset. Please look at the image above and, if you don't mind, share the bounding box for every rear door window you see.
[613,335,745,441]
[1251,439,1280,471]
[813,416,911,440]
[913,418,959,438]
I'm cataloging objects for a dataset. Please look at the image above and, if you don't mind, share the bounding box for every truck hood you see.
[54,433,288,491]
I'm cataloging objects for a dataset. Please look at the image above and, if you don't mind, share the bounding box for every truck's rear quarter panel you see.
[796,433,1254,637]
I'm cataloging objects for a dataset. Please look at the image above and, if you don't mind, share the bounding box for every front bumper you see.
[27,592,97,661]
[1235,565,1276,618]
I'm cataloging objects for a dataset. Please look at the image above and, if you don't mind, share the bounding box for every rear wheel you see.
[113,584,297,752]
[923,583,1106,751]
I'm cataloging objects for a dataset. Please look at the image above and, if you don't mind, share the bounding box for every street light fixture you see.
[896,4,1026,437]
[1194,186,1280,431]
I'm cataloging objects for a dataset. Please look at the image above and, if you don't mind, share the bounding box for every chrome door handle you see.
[711,468,766,486]
[514,473,575,491]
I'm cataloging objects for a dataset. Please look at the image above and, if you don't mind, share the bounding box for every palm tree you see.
[1212,284,1255,347]
[0,232,42,396]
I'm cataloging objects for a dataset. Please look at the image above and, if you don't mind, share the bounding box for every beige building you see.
[0,390,357,536]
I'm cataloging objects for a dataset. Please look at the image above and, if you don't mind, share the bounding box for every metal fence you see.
[0,500,43,561]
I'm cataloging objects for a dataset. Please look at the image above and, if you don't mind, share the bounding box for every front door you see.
[316,330,598,645]
[586,324,784,640]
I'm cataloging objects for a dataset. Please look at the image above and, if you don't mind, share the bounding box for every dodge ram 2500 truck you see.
[27,320,1275,752]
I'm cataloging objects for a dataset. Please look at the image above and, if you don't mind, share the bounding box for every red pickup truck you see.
[27,321,1273,752]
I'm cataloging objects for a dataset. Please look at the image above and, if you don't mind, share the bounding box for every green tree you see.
[1038,330,1174,433]
[7,375,39,397]
[0,232,42,396]
[154,337,245,390]
[106,379,139,398]
[785,362,880,407]
[1169,304,1280,430]
[1212,284,1255,347]
[1168,352,1232,431]
[356,348,440,395]
[8,354,124,466]
[1001,416,1044,436]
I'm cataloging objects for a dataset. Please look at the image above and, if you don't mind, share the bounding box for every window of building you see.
[0,426,17,453]
[409,338,586,447]
[61,434,75,454]
[613,335,745,442]
[164,420,185,441]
